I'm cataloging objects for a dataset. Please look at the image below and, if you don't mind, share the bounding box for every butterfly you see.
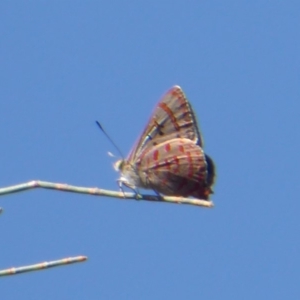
[114,86,215,200]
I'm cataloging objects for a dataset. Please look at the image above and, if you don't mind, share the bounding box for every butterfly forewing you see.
[127,86,203,163]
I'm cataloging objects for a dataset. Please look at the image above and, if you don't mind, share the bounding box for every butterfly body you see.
[115,86,215,200]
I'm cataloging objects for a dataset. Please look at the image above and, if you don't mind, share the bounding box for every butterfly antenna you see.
[95,121,125,159]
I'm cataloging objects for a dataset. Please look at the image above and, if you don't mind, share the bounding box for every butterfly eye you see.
[114,160,124,171]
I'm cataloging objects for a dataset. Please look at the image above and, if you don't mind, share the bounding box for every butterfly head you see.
[114,159,142,191]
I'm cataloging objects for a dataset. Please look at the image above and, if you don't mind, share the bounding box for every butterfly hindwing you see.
[127,86,203,163]
[135,138,211,199]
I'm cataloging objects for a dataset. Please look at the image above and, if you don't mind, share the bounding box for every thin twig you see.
[0,255,87,277]
[0,180,214,208]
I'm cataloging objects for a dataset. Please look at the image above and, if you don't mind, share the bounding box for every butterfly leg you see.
[134,188,142,200]
[116,180,126,198]
[116,179,142,200]
[126,185,142,200]
[153,190,164,201]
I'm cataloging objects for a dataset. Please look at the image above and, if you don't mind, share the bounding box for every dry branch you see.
[0,256,87,276]
[0,180,213,277]
[0,180,214,208]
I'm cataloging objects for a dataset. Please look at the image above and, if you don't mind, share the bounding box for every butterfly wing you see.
[136,138,213,199]
[127,86,203,163]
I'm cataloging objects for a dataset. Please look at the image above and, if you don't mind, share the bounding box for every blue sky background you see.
[1,1,299,299]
